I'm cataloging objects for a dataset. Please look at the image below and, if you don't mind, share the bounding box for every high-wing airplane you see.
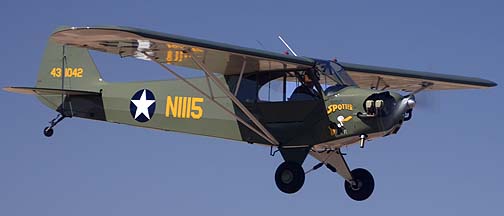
[4,26,497,201]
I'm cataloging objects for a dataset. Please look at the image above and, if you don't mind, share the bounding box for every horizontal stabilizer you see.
[3,87,100,96]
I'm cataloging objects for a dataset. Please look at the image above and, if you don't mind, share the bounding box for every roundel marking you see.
[129,89,156,122]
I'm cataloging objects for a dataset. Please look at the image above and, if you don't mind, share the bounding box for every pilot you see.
[290,73,319,101]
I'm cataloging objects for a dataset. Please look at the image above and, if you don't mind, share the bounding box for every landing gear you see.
[43,127,54,137]
[344,168,375,201]
[275,162,305,194]
[43,114,66,137]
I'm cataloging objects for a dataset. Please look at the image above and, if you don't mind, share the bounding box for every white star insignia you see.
[131,89,155,120]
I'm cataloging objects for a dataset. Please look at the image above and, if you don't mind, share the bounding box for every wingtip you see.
[481,79,498,88]
[2,86,14,92]
[489,81,498,87]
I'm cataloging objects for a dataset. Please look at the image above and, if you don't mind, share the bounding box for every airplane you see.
[4,26,497,201]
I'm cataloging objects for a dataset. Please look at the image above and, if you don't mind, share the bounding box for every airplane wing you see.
[339,62,497,91]
[50,26,314,75]
[49,26,496,91]
[309,149,352,181]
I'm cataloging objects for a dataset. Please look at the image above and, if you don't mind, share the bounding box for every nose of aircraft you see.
[391,94,416,124]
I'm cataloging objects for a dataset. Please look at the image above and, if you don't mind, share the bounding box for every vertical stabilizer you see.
[36,39,104,91]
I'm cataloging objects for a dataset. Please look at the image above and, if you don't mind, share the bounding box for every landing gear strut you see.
[275,162,305,194]
[344,168,375,201]
[43,114,66,137]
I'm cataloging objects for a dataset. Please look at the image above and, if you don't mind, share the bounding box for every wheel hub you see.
[275,162,305,194]
[344,168,375,201]
[281,170,294,184]
[350,179,363,191]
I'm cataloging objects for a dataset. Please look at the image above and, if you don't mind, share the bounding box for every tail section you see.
[27,33,107,115]
[2,31,109,122]
[36,39,104,91]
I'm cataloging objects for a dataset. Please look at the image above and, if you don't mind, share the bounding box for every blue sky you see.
[1,0,503,215]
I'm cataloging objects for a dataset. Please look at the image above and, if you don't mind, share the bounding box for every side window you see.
[258,80,300,102]
[259,79,296,102]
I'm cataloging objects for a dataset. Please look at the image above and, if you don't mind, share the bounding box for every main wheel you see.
[43,127,54,137]
[344,168,374,201]
[275,162,305,194]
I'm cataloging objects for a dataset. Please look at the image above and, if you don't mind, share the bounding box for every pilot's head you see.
[303,74,314,87]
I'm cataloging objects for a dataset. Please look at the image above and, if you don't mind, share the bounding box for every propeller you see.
[390,94,416,123]
[414,91,441,112]
[391,82,433,123]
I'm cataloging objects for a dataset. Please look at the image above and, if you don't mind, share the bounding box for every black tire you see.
[275,162,305,194]
[344,168,374,201]
[43,127,54,137]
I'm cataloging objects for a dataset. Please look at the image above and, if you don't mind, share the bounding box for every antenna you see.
[277,35,298,57]
[256,40,267,50]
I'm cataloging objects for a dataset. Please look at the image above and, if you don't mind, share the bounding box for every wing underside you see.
[50,26,314,75]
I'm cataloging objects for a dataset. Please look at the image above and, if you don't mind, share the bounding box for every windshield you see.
[329,62,356,86]
[315,60,356,94]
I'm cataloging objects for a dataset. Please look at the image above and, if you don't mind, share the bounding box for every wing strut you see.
[204,71,214,99]
[187,52,279,145]
[234,60,247,96]
[143,52,279,145]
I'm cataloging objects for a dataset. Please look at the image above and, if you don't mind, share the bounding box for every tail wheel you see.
[43,127,54,137]
[275,162,305,194]
[344,168,374,201]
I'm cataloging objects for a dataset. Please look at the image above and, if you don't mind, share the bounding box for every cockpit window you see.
[316,60,357,87]
[248,60,357,102]
[330,62,357,86]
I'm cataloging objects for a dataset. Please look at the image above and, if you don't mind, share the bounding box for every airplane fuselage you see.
[37,75,406,150]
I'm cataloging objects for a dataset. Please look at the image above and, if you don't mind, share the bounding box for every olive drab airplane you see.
[4,26,497,201]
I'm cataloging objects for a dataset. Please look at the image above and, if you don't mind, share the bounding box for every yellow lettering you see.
[50,67,84,78]
[165,96,178,117]
[174,51,180,62]
[179,52,185,62]
[327,103,353,115]
[181,97,187,118]
[177,96,183,118]
[71,68,77,77]
[186,97,192,118]
[191,97,204,119]
[167,51,173,62]
[50,68,59,77]
[165,96,204,119]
